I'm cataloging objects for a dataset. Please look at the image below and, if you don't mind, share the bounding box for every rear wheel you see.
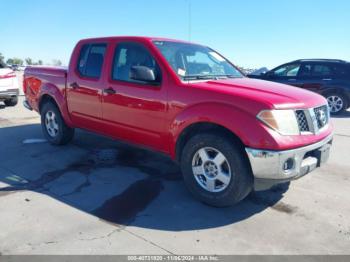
[180,133,253,207]
[41,101,75,145]
[325,92,348,115]
[4,96,18,107]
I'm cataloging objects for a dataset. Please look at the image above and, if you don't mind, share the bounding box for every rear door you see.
[298,62,334,93]
[67,42,107,129]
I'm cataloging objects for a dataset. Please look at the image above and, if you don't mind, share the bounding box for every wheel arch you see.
[322,88,350,111]
[38,85,74,127]
[39,94,59,113]
[322,87,350,103]
[175,121,247,163]
[169,102,279,161]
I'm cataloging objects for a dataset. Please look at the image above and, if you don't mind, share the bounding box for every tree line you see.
[0,52,62,67]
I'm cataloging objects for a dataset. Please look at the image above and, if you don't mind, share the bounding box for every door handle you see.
[104,87,116,95]
[288,79,297,81]
[322,78,332,81]
[70,82,80,89]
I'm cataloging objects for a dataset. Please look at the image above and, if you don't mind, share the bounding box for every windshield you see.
[153,41,243,80]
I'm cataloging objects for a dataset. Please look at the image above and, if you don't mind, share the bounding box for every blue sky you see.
[1,0,349,68]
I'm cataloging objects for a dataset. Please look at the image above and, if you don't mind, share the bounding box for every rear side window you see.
[77,43,106,79]
[300,63,333,77]
[312,64,332,77]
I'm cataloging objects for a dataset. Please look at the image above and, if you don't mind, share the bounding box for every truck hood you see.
[189,77,327,110]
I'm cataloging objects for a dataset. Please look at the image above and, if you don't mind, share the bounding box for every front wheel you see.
[325,92,348,115]
[41,101,75,145]
[180,133,253,207]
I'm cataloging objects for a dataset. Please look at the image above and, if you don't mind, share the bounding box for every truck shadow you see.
[331,110,350,118]
[0,123,290,231]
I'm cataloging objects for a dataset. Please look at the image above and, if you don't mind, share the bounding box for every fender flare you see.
[39,83,74,127]
[168,102,278,159]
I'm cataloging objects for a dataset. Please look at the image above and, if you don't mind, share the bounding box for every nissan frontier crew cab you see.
[23,37,333,207]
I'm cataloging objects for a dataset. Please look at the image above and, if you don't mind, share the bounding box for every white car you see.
[18,65,26,71]
[0,64,19,107]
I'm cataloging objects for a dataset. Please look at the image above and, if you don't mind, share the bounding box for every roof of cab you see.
[79,36,193,44]
[292,59,348,63]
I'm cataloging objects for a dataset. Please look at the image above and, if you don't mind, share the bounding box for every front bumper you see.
[0,88,19,100]
[246,134,333,190]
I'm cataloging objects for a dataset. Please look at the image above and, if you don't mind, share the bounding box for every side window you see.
[77,43,106,79]
[112,42,161,84]
[300,64,312,77]
[333,64,349,78]
[272,64,301,77]
[312,64,332,77]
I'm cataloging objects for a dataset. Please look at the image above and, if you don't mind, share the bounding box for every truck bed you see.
[23,66,68,112]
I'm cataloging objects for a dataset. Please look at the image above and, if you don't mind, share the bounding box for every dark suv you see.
[248,59,350,114]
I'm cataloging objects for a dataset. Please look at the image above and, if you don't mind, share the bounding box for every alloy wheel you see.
[327,95,344,113]
[191,147,232,193]
[45,111,59,137]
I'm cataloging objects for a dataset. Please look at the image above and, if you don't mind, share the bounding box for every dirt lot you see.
[0,93,350,255]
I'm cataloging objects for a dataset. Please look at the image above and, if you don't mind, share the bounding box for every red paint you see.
[0,72,16,79]
[24,36,333,159]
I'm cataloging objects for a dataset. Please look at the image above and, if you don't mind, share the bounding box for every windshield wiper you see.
[213,74,241,79]
[183,74,240,81]
[183,75,216,80]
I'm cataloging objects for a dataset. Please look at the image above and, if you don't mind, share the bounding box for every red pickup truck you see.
[23,36,333,207]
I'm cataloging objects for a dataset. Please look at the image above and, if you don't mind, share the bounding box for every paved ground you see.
[0,94,350,255]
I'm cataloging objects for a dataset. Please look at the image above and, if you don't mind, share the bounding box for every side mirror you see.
[130,66,157,83]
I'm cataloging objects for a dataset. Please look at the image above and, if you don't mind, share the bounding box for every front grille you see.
[314,105,329,129]
[294,105,329,134]
[296,110,310,132]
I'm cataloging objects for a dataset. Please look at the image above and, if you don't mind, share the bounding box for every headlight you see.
[257,110,299,135]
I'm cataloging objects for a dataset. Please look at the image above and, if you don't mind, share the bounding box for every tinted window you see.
[272,64,300,77]
[300,63,333,77]
[77,43,106,78]
[312,64,332,76]
[299,64,312,77]
[112,42,161,84]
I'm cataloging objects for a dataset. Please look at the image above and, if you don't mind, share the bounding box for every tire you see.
[4,96,18,107]
[325,92,348,115]
[180,132,253,207]
[40,101,75,145]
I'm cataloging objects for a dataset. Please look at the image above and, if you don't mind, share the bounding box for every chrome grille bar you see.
[295,105,329,135]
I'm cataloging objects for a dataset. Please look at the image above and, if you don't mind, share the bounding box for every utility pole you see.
[188,0,192,41]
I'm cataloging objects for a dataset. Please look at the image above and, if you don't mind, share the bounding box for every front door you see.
[101,41,168,152]
[298,63,333,93]
[266,63,302,87]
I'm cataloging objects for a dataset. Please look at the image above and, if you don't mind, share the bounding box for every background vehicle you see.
[18,65,26,71]
[0,63,19,107]
[10,64,19,71]
[23,37,333,207]
[248,59,350,114]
